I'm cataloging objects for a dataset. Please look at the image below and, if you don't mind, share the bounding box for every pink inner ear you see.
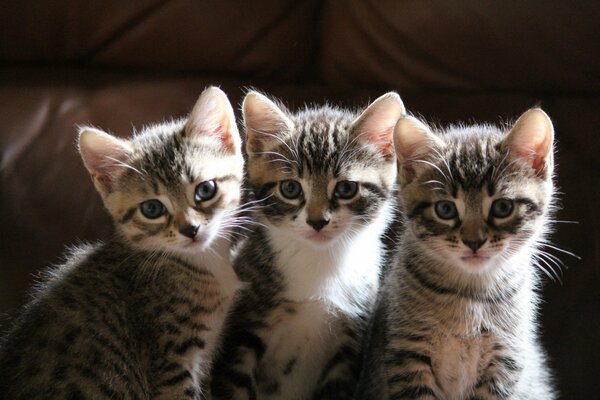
[400,163,417,183]
[83,149,126,194]
[397,143,426,183]
[95,173,114,193]
[510,136,548,175]
[361,128,394,156]
[204,121,226,138]
[380,142,394,155]
[196,117,236,152]
[505,108,554,176]
[218,121,237,151]
[532,157,545,173]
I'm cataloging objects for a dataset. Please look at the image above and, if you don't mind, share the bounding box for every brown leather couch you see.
[1,2,598,398]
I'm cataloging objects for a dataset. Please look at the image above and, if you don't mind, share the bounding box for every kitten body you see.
[358,110,557,400]
[0,87,244,399]
[210,92,404,400]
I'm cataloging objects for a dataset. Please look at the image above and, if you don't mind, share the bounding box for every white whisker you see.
[104,156,145,177]
[412,159,449,182]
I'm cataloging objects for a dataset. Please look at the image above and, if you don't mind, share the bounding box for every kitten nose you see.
[306,219,330,232]
[463,238,487,253]
[179,224,199,239]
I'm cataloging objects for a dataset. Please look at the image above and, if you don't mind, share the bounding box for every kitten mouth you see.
[182,237,206,249]
[305,231,333,243]
[460,254,490,267]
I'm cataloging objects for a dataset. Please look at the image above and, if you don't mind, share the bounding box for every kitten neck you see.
[180,236,232,270]
[399,234,539,334]
[179,235,242,296]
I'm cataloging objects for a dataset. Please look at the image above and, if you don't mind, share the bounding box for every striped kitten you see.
[0,87,244,399]
[357,109,557,399]
[209,92,404,399]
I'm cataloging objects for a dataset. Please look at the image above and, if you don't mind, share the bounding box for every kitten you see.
[357,109,557,399]
[0,87,244,399]
[209,91,404,400]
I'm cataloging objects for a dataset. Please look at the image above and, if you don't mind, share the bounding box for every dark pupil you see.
[493,199,513,217]
[336,181,358,199]
[436,201,456,219]
[141,200,164,219]
[281,181,301,198]
[196,180,217,202]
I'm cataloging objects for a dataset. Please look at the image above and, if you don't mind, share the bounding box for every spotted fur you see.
[357,109,558,400]
[0,87,245,399]
[209,91,404,400]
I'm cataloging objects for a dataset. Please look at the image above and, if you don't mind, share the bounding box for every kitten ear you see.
[503,108,554,176]
[243,91,294,155]
[351,92,405,158]
[185,86,241,154]
[78,127,133,195]
[393,116,444,184]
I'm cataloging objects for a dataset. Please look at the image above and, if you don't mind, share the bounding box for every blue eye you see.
[490,198,513,218]
[435,200,458,219]
[195,179,217,202]
[140,199,166,219]
[334,181,359,200]
[280,180,302,199]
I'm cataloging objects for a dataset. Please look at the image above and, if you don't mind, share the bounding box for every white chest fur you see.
[257,204,391,399]
[268,202,391,316]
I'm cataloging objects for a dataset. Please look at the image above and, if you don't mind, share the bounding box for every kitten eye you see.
[195,179,217,202]
[140,199,166,219]
[334,180,359,200]
[280,180,302,199]
[435,200,458,219]
[490,198,514,218]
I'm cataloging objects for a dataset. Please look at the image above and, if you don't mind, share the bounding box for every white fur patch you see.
[267,200,392,316]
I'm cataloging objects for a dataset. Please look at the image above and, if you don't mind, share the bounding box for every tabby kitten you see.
[209,92,404,399]
[0,87,244,399]
[357,109,557,399]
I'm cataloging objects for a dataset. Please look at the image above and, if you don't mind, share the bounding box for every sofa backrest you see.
[2,1,599,92]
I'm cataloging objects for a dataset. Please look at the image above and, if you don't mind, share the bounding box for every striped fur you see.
[210,91,404,400]
[357,109,558,400]
[0,87,244,399]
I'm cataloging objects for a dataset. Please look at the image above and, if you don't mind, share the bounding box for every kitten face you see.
[395,110,554,273]
[244,92,404,248]
[107,134,242,253]
[79,87,243,255]
[253,146,389,247]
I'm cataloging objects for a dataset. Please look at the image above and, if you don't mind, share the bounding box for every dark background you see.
[0,1,598,398]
